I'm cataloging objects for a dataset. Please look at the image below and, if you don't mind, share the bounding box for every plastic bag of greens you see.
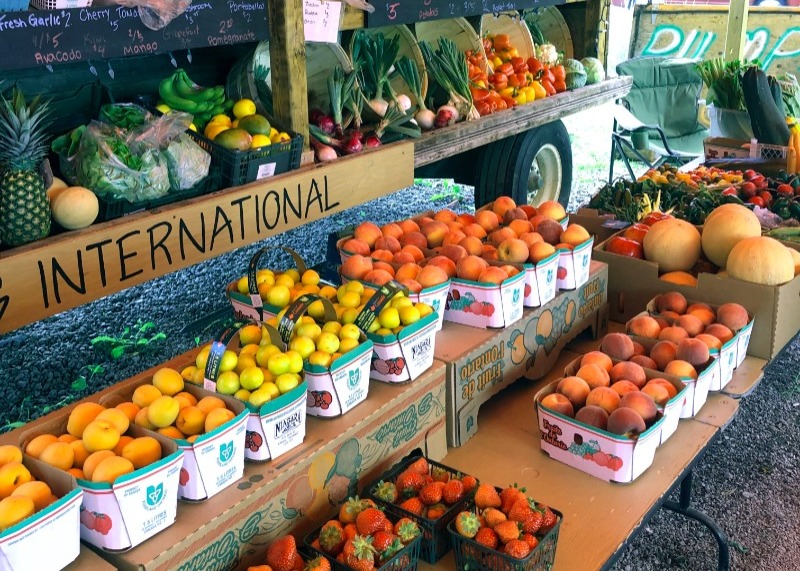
[99,103,153,131]
[50,125,86,186]
[75,121,170,203]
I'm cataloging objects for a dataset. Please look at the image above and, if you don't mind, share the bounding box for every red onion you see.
[310,137,338,162]
[309,108,326,124]
[342,133,363,154]
[317,115,335,135]
[435,106,457,129]
[364,135,381,148]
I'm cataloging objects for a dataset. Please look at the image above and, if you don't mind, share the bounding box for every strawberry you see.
[540,505,558,532]
[310,538,321,551]
[398,496,424,516]
[292,556,304,571]
[394,518,421,544]
[499,484,526,514]
[407,457,429,475]
[454,511,480,538]
[431,466,450,482]
[318,520,345,555]
[395,470,425,497]
[355,507,389,536]
[473,483,502,510]
[482,507,507,528]
[344,535,377,571]
[425,503,447,520]
[266,535,298,571]
[304,556,331,571]
[372,531,403,563]
[442,479,465,505]
[372,480,398,504]
[504,538,531,559]
[339,496,368,524]
[493,520,521,544]
[343,523,358,542]
[419,482,443,506]
[461,474,478,493]
[521,532,539,551]
[510,502,543,535]
[474,526,498,550]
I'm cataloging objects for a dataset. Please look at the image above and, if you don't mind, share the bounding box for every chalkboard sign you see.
[367,0,563,27]
[0,1,268,71]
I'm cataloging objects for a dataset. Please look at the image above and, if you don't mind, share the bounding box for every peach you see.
[676,338,711,367]
[641,383,671,407]
[686,302,713,314]
[24,434,58,459]
[341,254,373,280]
[381,222,403,240]
[416,264,450,288]
[645,378,679,399]
[656,292,688,315]
[456,255,489,281]
[38,441,75,471]
[373,260,396,274]
[650,340,678,371]
[658,326,689,345]
[607,407,646,437]
[457,213,476,225]
[459,236,484,256]
[554,242,574,251]
[353,221,382,248]
[540,393,574,418]
[426,256,457,278]
[575,364,610,389]
[534,218,564,246]
[519,231,544,249]
[695,333,723,351]
[556,376,591,409]
[688,307,716,327]
[500,265,520,277]
[610,380,640,397]
[463,223,488,239]
[627,314,662,339]
[440,244,468,263]
[477,266,509,284]
[399,279,423,293]
[481,246,499,262]
[488,227,517,246]
[363,269,395,285]
[374,235,401,253]
[475,210,501,232]
[537,200,567,221]
[517,204,536,219]
[653,316,671,331]
[397,219,420,235]
[529,242,557,263]
[575,405,609,430]
[421,220,449,248]
[503,206,528,225]
[442,230,467,246]
[395,262,421,282]
[92,456,135,484]
[507,218,534,237]
[600,332,635,361]
[399,231,427,250]
[716,303,749,332]
[704,323,734,344]
[401,244,425,262]
[205,408,236,433]
[664,359,698,379]
[560,224,590,247]
[609,361,647,388]
[497,238,530,263]
[341,238,370,256]
[581,351,613,373]
[630,355,658,370]
[434,209,458,223]
[0,496,35,531]
[391,251,416,265]
[66,402,106,438]
[491,196,517,218]
[586,386,621,415]
[620,391,658,423]
[631,341,646,356]
[675,314,704,337]
[660,310,681,321]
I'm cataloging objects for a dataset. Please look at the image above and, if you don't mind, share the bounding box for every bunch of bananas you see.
[158,69,234,129]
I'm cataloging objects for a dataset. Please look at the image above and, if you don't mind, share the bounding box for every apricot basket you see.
[362,453,474,563]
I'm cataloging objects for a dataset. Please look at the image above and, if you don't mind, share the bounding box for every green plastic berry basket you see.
[362,452,475,564]
[304,524,421,571]
[447,496,563,571]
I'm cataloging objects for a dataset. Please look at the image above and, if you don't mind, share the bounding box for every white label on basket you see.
[256,162,277,179]
[303,0,342,43]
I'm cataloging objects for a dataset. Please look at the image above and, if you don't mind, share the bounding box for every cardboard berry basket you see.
[444,270,525,329]
[202,322,308,463]
[535,380,665,483]
[278,294,373,418]
[563,356,687,445]
[446,493,563,571]
[0,456,82,571]
[355,281,439,384]
[18,420,183,551]
[361,452,474,563]
[556,236,594,291]
[99,376,248,502]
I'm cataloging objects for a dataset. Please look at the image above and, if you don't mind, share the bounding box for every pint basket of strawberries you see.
[447,482,563,571]
[304,495,422,571]
[361,453,477,563]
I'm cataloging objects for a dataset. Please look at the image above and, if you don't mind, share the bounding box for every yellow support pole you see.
[724,0,749,62]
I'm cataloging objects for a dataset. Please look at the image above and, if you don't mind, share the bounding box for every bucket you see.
[707,104,754,140]
[481,12,536,63]
[226,41,353,118]
[345,25,428,108]
[415,18,487,77]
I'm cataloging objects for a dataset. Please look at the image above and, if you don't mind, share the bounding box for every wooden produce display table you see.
[418,348,741,571]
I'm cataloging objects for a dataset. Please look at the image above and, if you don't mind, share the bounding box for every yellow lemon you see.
[233,99,257,119]
[250,134,272,149]
[204,123,229,141]
[301,270,320,286]
[209,114,232,127]
[269,127,279,139]
[272,131,292,143]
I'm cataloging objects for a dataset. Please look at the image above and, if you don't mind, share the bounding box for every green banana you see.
[173,69,218,102]
[158,76,203,113]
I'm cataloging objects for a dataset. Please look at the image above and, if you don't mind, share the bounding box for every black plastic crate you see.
[304,525,421,571]
[447,497,563,571]
[362,453,474,563]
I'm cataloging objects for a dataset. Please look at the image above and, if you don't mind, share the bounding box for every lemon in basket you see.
[209,114,232,127]
[271,131,291,143]
[204,123,229,141]
[233,98,257,119]
[250,134,272,149]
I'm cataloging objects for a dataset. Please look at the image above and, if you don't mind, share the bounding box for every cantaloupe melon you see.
[701,204,761,268]
[46,177,69,202]
[642,218,702,272]
[51,186,99,230]
[726,236,794,285]
[788,247,800,276]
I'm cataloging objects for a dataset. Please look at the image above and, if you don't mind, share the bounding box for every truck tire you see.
[474,120,573,209]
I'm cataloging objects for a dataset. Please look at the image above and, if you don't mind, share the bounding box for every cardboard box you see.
[65,547,119,571]
[556,237,594,290]
[519,251,559,308]
[569,207,630,244]
[443,270,525,329]
[436,261,609,447]
[96,361,449,571]
[594,234,800,360]
[704,137,751,160]
[535,380,665,483]
[0,456,82,571]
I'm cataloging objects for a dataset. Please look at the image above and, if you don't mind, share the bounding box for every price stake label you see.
[303,0,342,43]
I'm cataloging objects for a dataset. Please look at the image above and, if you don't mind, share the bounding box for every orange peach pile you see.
[0,445,60,531]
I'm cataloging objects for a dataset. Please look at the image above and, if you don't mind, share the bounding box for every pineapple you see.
[0,88,53,247]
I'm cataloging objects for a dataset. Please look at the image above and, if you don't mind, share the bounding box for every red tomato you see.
[605,236,644,258]
[622,223,650,244]
[721,186,737,196]
[758,190,772,205]
[748,196,765,207]
[744,169,758,180]
[750,174,767,189]
[641,211,673,226]
[777,183,794,196]
[740,181,757,198]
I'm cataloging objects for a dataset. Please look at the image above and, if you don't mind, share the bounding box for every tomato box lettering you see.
[305,341,373,417]
[557,237,594,291]
[369,312,438,383]
[444,271,525,329]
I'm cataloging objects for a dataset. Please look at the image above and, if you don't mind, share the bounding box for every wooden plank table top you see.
[418,348,740,571]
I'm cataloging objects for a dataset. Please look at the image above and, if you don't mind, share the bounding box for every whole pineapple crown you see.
[0,87,53,173]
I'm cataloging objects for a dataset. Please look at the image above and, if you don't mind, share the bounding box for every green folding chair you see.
[609,56,710,183]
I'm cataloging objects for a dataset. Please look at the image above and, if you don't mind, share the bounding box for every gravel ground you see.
[2,103,798,570]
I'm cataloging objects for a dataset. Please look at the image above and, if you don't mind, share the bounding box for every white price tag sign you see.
[303,0,342,43]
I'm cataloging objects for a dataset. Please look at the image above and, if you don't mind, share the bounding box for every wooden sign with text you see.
[0,142,414,334]
[0,1,268,72]
[367,0,563,27]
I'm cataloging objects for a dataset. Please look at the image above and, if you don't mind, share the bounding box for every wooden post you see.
[724,0,749,62]
[584,0,605,59]
[268,0,310,145]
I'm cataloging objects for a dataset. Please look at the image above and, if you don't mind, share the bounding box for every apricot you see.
[134,406,156,430]
[619,391,658,423]
[132,384,162,409]
[82,450,116,481]
[115,401,141,424]
[630,355,658,370]
[580,351,613,373]
[575,364,610,389]
[148,396,181,429]
[610,380,641,397]
[0,495,35,531]
[646,378,679,399]
[641,383,671,407]
[158,426,185,440]
[556,376,591,409]
[716,303,749,332]
[57,434,78,443]
[609,361,647,388]
[0,462,32,499]
[695,333,723,351]
[122,437,162,470]
[92,456,135,484]
[24,434,58,459]
[627,314,662,339]
[704,323,734,344]
[11,480,53,511]
[658,326,690,345]
[650,340,678,371]
[539,393,575,418]
[205,408,236,433]
[676,338,711,367]
[82,420,121,453]
[174,393,196,410]
[113,435,134,456]
[95,408,130,435]
[66,402,106,438]
[38,441,75,471]
[197,396,227,415]
[70,440,90,469]
[664,359,698,379]
[585,386,621,415]
[0,446,22,468]
[655,291,688,315]
[575,405,609,430]
[631,341,646,356]
[607,407,646,437]
[600,332,635,361]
